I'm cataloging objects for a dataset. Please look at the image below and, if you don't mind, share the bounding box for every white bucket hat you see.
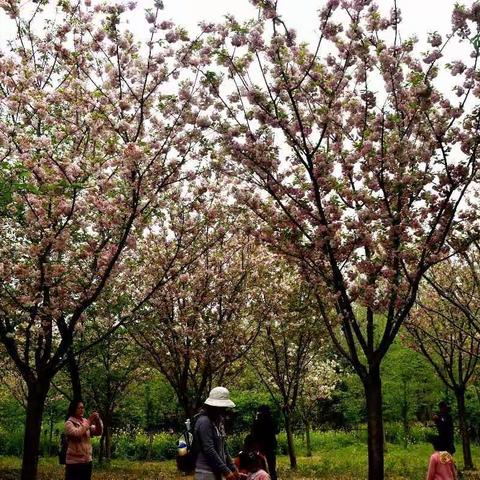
[204,387,235,408]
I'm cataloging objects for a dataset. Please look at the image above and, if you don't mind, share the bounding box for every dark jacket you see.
[251,416,278,453]
[194,413,235,476]
[435,413,455,454]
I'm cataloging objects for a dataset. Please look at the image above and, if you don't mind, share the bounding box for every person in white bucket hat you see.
[193,387,239,480]
[204,387,236,408]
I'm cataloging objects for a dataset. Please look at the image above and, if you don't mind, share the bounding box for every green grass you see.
[1,441,480,480]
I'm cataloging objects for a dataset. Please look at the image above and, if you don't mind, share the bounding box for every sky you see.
[0,0,468,101]
[157,0,457,44]
[1,0,464,46]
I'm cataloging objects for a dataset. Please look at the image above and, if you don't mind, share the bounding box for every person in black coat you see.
[433,401,455,454]
[251,405,278,480]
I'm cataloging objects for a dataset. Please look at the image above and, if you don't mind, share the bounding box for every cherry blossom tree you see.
[0,2,211,478]
[201,1,480,478]
[249,262,324,469]
[299,358,340,457]
[406,259,480,470]
[130,191,266,418]
[422,242,480,334]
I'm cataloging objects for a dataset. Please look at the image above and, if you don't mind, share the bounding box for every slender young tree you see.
[82,330,142,462]
[250,262,325,469]
[298,358,340,457]
[0,3,210,478]
[201,2,480,478]
[422,242,480,334]
[131,192,265,418]
[406,261,480,470]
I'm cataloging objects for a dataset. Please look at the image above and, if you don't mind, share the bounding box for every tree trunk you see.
[401,379,409,449]
[456,388,474,470]
[99,433,105,464]
[105,423,112,461]
[305,419,312,457]
[363,367,384,480]
[21,380,50,480]
[49,413,54,456]
[147,431,154,461]
[283,409,297,469]
[67,347,82,400]
[100,414,112,462]
[177,391,195,420]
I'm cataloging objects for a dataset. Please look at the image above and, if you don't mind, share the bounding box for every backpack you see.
[58,433,68,465]
[176,417,199,473]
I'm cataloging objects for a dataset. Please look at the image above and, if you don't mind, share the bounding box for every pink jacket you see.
[65,416,103,464]
[427,451,457,480]
[247,470,271,480]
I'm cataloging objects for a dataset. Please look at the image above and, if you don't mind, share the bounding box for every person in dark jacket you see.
[194,387,239,480]
[433,401,455,455]
[251,405,278,480]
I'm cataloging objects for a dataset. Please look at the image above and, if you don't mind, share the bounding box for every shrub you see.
[384,422,432,446]
[112,431,178,460]
[0,422,448,461]
[0,427,23,456]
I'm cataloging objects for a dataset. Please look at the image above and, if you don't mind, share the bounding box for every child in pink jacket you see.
[239,451,271,480]
[427,437,457,480]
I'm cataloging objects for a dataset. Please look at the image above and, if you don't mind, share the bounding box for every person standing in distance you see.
[194,387,239,480]
[64,400,103,480]
[251,405,278,480]
[433,401,455,455]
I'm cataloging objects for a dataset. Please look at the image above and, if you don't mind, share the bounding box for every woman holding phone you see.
[64,399,103,480]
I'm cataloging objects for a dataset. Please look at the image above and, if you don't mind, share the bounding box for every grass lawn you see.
[1,443,479,479]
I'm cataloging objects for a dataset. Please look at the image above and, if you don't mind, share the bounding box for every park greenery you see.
[1,0,480,479]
